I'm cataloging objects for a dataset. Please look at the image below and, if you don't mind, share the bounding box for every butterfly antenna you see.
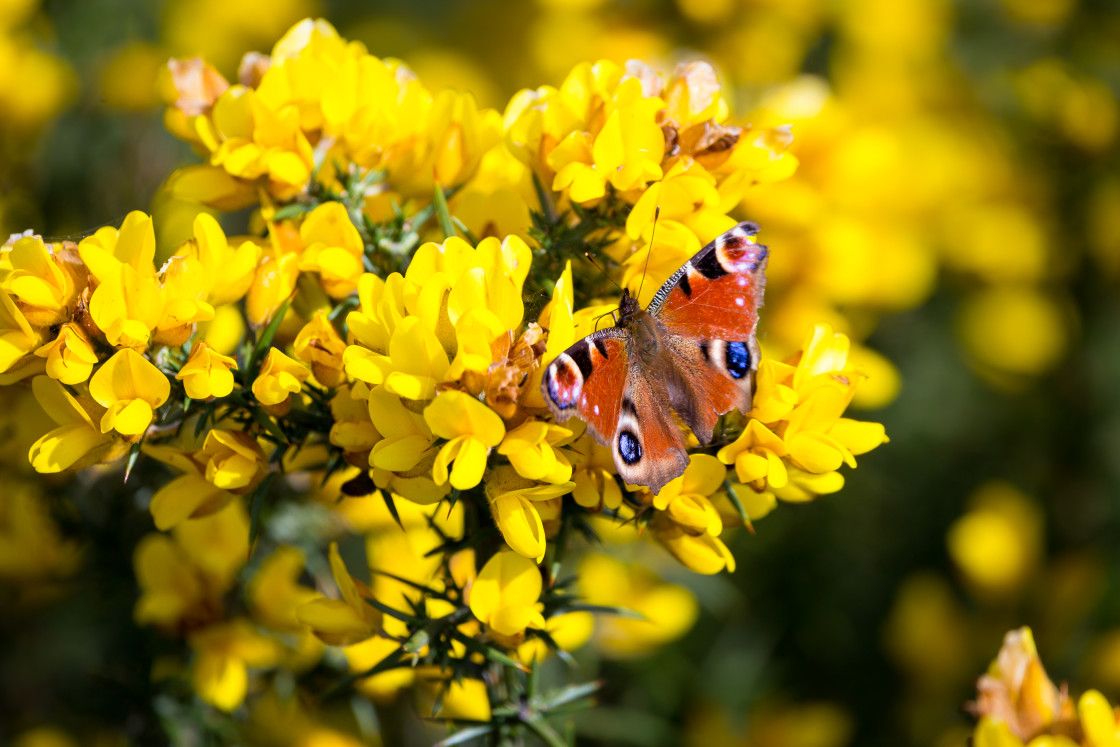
[583,251,623,292]
[636,206,660,301]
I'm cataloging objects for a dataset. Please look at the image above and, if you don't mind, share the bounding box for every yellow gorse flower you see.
[88,348,171,438]
[718,323,888,515]
[296,542,383,646]
[175,340,238,399]
[34,323,97,385]
[468,550,546,644]
[425,390,506,491]
[967,627,1120,747]
[252,347,310,414]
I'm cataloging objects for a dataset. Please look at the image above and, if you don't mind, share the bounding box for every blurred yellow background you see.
[1,0,1118,745]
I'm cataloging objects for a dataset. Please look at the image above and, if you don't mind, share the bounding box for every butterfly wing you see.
[542,328,689,493]
[541,221,768,492]
[647,221,769,442]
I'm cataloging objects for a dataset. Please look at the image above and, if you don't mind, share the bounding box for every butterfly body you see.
[543,222,768,493]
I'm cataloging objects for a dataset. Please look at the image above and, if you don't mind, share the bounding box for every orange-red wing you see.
[649,221,768,343]
[541,329,630,447]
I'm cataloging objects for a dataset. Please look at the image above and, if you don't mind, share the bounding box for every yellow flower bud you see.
[198,430,266,492]
[293,311,346,387]
[175,340,237,400]
[35,323,98,385]
[251,348,310,415]
[245,251,299,328]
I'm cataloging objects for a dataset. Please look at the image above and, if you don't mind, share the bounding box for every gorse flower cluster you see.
[0,18,886,744]
[970,628,1120,747]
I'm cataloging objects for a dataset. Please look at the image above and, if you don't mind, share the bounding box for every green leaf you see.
[525,715,569,747]
[432,183,457,239]
[247,295,295,378]
[247,473,277,560]
[433,724,495,747]
[383,491,404,530]
[123,440,143,483]
[271,202,316,221]
[723,478,755,532]
[449,629,526,671]
[553,603,645,620]
[252,407,289,445]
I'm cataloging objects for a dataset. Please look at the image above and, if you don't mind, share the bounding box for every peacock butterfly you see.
[541,221,767,494]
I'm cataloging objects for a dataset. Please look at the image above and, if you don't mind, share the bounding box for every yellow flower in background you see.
[424,390,505,490]
[175,340,237,399]
[34,323,97,385]
[578,552,698,657]
[27,376,122,473]
[296,542,382,646]
[0,484,82,584]
[247,545,320,631]
[517,610,594,664]
[133,501,248,628]
[132,533,208,628]
[417,674,492,722]
[189,619,280,712]
[948,482,1043,599]
[88,348,170,437]
[252,347,310,414]
[971,627,1077,743]
[468,550,546,643]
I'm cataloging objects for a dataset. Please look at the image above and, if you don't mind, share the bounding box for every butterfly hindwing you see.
[613,356,689,492]
[658,335,753,444]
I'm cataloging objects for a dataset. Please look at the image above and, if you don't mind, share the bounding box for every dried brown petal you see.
[167,57,230,116]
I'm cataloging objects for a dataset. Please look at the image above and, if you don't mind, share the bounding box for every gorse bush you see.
[0,18,889,746]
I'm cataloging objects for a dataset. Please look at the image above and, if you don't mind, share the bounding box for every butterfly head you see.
[616,288,643,325]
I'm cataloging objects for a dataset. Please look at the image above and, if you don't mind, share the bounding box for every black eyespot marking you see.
[677,271,692,297]
[593,337,610,359]
[725,341,750,379]
[618,430,642,465]
[621,398,638,416]
[698,341,710,362]
[694,248,729,280]
[568,342,594,379]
